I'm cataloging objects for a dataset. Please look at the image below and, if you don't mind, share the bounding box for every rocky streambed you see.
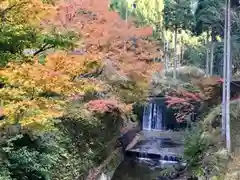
[111,130,197,180]
[111,157,197,180]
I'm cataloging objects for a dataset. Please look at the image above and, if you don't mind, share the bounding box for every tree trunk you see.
[173,28,177,79]
[164,40,169,71]
[206,32,210,76]
[179,36,183,65]
[124,7,128,51]
[180,45,183,65]
[209,41,215,76]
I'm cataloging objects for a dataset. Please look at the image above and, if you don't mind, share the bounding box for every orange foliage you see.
[45,0,163,81]
[85,99,119,113]
[44,51,102,79]
[193,76,222,102]
[0,52,104,131]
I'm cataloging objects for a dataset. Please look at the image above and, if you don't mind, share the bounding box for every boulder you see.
[101,59,130,82]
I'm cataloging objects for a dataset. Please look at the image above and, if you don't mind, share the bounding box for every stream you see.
[111,99,190,180]
[112,157,188,180]
[112,135,187,180]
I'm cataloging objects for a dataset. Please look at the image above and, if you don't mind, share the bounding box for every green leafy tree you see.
[33,29,79,56]
[163,0,194,78]
[110,0,164,34]
[193,0,224,37]
[163,0,194,32]
[230,9,240,74]
[193,0,224,75]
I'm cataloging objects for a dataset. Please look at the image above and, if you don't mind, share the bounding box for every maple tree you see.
[0,51,104,133]
[85,99,133,115]
[46,0,163,81]
[165,89,202,122]
[165,77,222,122]
[86,99,119,113]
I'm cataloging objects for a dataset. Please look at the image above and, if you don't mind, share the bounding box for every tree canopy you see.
[163,0,194,31]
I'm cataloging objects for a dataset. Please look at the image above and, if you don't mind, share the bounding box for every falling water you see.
[112,100,186,180]
[142,101,163,131]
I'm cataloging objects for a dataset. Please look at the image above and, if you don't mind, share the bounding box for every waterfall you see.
[142,101,163,131]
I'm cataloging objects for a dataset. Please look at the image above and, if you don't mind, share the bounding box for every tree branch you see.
[33,44,55,56]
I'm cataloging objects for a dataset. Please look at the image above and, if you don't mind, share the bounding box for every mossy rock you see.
[224,171,240,180]
[150,66,204,96]
[224,154,240,180]
[163,66,205,82]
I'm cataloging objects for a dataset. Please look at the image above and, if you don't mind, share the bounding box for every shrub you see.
[51,102,123,179]
[184,123,229,179]
[184,124,210,172]
[0,132,60,180]
[204,99,240,152]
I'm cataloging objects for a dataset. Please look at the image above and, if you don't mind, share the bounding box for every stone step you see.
[125,130,185,165]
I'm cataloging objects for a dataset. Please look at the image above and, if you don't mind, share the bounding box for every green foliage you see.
[193,0,224,36]
[0,24,37,53]
[0,166,11,180]
[183,44,207,68]
[50,102,123,179]
[0,101,124,180]
[163,0,194,31]
[0,24,36,66]
[0,21,79,66]
[204,99,240,151]
[34,29,79,56]
[110,0,128,19]
[230,11,240,73]
[110,0,164,39]
[110,0,163,23]
[0,132,60,180]
[184,125,209,170]
[184,120,230,178]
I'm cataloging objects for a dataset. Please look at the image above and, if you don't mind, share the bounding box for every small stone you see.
[164,155,168,161]
[169,156,174,161]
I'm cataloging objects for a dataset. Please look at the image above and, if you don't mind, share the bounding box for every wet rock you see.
[163,156,169,161]
[187,177,198,180]
[118,127,140,150]
[169,156,174,161]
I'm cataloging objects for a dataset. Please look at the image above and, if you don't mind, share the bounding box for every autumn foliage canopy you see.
[47,0,163,80]
[0,0,162,134]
